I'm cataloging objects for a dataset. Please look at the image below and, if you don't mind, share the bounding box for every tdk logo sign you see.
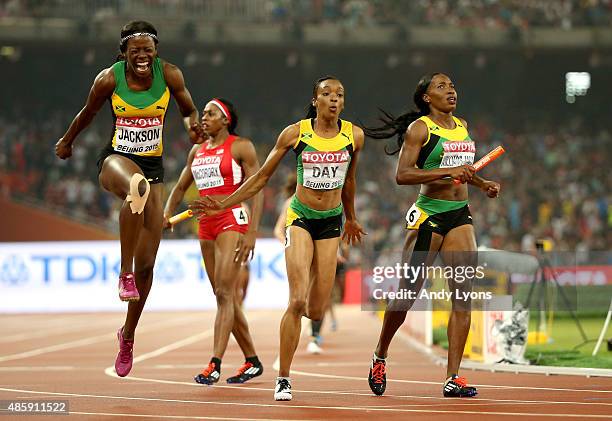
[155,253,185,283]
[0,240,287,287]
[0,255,29,285]
[6,254,121,284]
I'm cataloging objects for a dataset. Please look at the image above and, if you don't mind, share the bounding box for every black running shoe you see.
[226,361,263,384]
[368,358,387,396]
[443,375,478,397]
[194,361,220,385]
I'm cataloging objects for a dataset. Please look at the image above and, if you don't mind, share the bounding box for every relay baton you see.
[168,209,193,225]
[453,145,505,184]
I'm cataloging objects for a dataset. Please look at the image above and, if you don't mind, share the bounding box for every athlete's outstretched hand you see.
[188,121,207,144]
[235,230,256,265]
[55,138,73,159]
[481,180,501,198]
[342,219,367,246]
[190,196,224,218]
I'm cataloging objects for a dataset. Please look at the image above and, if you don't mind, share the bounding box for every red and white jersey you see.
[191,135,244,196]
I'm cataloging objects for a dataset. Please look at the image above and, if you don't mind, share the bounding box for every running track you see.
[0,307,611,420]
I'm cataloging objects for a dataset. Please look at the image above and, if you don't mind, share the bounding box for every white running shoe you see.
[274,377,292,401]
[306,339,323,354]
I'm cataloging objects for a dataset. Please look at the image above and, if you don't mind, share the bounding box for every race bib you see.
[439,141,475,168]
[114,116,163,154]
[302,150,350,190]
[405,204,422,228]
[192,155,224,190]
[232,207,249,225]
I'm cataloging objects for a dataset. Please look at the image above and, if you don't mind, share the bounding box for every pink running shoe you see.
[115,327,134,377]
[118,272,139,302]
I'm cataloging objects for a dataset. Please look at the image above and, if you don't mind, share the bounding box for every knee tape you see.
[125,173,150,214]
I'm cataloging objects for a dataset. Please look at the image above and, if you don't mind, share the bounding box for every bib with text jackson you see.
[110,57,170,157]
[294,119,354,190]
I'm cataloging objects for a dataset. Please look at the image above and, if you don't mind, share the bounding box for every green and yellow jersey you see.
[416,116,475,170]
[110,57,170,157]
[294,118,354,190]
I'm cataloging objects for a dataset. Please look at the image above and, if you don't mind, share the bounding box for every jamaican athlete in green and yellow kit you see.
[286,118,355,240]
[97,57,170,182]
[405,115,475,235]
[56,22,204,380]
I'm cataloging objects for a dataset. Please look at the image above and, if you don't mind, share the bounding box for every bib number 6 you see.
[405,204,422,228]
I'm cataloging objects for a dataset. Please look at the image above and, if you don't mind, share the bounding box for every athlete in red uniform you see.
[164,98,264,384]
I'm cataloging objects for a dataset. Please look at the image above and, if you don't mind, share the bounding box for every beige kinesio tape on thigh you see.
[125,173,150,214]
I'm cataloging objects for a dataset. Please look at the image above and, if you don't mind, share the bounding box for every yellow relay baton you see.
[168,209,193,225]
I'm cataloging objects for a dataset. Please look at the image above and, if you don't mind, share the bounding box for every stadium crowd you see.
[1,0,611,28]
[0,107,609,253]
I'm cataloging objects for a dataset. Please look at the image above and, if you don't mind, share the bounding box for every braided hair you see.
[363,73,440,155]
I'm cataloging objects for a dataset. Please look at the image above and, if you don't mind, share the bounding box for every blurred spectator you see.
[3,110,608,253]
[1,0,610,28]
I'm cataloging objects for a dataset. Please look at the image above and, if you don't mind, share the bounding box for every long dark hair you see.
[116,21,159,61]
[363,73,440,155]
[305,75,339,118]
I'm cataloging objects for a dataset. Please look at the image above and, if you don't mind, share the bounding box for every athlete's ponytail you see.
[363,73,439,155]
[305,75,339,118]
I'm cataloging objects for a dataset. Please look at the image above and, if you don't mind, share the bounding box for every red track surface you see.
[1,307,611,420]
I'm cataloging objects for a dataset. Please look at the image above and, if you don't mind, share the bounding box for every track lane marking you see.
[0,314,203,363]
[118,375,612,407]
[0,387,608,418]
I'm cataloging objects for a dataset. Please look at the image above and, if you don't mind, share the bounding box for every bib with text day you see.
[302,150,350,190]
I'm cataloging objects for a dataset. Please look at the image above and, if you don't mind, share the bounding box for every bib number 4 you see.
[232,207,249,225]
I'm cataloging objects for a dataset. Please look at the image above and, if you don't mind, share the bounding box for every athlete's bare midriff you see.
[295,184,343,211]
[420,180,468,201]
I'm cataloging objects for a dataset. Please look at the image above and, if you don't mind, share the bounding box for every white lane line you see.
[288,368,612,394]
[0,366,75,372]
[0,332,117,363]
[69,412,311,421]
[152,364,237,370]
[120,375,612,408]
[0,387,608,418]
[0,315,89,332]
[0,314,202,363]
[0,318,121,343]
[133,329,214,364]
[104,315,260,376]
[150,362,395,369]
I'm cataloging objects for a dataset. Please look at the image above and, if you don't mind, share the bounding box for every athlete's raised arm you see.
[163,61,204,144]
[191,123,299,215]
[55,68,115,159]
